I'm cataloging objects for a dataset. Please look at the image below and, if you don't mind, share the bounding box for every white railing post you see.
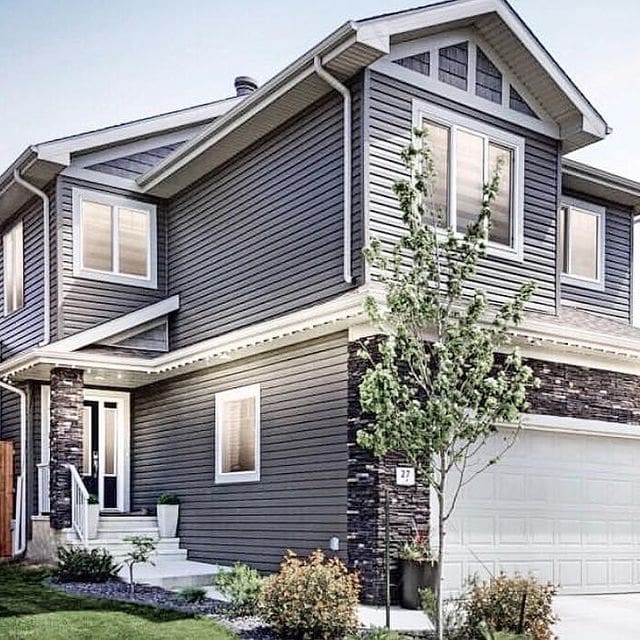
[37,463,50,515]
[63,463,90,544]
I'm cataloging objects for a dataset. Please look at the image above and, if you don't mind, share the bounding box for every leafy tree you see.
[122,535,156,594]
[357,128,538,639]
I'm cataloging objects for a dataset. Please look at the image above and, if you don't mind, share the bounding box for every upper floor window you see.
[414,100,525,260]
[3,220,24,315]
[72,188,157,288]
[215,384,261,484]
[559,199,605,289]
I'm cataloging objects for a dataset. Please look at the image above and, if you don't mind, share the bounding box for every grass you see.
[0,562,237,640]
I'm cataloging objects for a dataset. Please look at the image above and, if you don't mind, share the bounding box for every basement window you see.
[215,385,261,484]
[72,188,157,288]
[3,220,24,315]
[560,199,605,289]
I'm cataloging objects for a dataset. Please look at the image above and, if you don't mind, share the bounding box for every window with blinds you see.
[215,385,260,484]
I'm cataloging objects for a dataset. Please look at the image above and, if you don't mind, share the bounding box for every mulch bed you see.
[48,579,278,640]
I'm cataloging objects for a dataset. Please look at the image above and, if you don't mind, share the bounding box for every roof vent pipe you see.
[234,76,258,96]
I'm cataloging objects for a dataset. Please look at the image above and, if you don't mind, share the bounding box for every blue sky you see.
[1,0,638,178]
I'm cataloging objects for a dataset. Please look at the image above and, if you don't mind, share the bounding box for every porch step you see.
[120,558,225,589]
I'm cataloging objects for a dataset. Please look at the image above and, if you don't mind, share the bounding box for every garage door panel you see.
[440,427,640,594]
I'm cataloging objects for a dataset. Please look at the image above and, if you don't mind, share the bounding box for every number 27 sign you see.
[396,466,416,486]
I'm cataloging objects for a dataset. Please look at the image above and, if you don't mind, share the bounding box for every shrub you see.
[157,492,180,505]
[53,546,120,583]
[259,549,360,640]
[178,586,207,604]
[464,573,557,640]
[214,562,263,615]
[421,588,466,640]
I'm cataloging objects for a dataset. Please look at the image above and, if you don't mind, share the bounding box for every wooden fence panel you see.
[0,441,14,557]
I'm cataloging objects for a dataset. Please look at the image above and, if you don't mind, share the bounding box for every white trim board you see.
[519,413,640,441]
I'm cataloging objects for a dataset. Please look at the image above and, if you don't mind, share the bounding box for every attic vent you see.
[475,48,502,104]
[393,51,430,76]
[509,85,538,118]
[234,76,258,97]
[438,42,468,90]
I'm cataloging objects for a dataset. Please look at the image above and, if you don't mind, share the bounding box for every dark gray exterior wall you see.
[366,70,559,314]
[131,333,349,571]
[166,78,364,350]
[561,190,632,322]
[56,176,167,338]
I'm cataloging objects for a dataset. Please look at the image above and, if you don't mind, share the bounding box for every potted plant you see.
[156,493,180,538]
[399,529,437,610]
[87,494,100,540]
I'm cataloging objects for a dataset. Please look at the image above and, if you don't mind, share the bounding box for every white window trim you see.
[214,384,261,485]
[412,99,525,262]
[560,197,606,291]
[3,219,24,316]
[72,187,158,289]
[633,214,640,328]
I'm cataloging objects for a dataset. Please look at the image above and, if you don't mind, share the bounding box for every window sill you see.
[561,273,605,292]
[214,472,261,485]
[74,267,158,290]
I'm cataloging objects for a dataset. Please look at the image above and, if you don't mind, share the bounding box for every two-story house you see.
[2,0,640,602]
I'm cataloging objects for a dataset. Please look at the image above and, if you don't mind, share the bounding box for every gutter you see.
[0,380,27,556]
[13,171,51,346]
[313,56,353,284]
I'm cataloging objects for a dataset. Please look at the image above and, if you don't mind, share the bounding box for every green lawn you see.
[0,563,236,640]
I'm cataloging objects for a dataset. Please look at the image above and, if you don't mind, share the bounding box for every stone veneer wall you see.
[347,337,429,604]
[49,367,84,529]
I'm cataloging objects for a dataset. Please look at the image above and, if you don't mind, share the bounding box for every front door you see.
[81,393,130,512]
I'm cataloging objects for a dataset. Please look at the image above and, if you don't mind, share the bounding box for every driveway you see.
[555,594,640,639]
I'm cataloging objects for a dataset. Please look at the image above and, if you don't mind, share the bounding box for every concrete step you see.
[99,516,157,529]
[96,527,160,539]
[121,558,224,589]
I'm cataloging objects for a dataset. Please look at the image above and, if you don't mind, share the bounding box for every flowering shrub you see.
[464,573,558,640]
[259,550,360,639]
[399,528,433,562]
[214,562,263,615]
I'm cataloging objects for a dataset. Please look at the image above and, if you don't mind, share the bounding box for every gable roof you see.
[138,0,609,197]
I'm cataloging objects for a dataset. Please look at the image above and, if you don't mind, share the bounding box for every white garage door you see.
[441,420,640,594]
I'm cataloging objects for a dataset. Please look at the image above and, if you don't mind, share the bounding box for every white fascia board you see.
[39,295,180,353]
[358,0,608,141]
[521,413,640,441]
[33,97,242,166]
[137,22,366,191]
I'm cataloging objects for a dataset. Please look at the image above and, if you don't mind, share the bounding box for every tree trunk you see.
[435,458,447,640]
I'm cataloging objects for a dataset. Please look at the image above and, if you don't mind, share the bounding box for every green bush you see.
[214,562,263,615]
[259,550,360,640]
[464,573,557,640]
[157,492,180,505]
[178,586,207,604]
[53,546,120,583]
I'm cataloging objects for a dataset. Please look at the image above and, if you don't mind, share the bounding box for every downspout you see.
[13,170,50,345]
[313,56,352,284]
[0,380,27,556]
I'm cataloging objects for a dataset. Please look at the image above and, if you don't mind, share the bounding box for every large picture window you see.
[560,199,605,289]
[3,220,24,315]
[72,188,157,288]
[215,385,261,484]
[413,100,525,260]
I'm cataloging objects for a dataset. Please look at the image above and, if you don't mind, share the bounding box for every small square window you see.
[3,220,24,315]
[72,188,157,288]
[560,202,605,288]
[215,385,261,484]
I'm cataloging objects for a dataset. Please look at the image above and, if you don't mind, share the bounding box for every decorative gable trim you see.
[372,29,559,138]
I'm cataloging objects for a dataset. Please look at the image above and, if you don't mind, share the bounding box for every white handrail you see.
[37,463,50,515]
[63,463,90,544]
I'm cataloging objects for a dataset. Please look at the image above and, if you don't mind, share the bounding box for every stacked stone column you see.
[49,368,84,529]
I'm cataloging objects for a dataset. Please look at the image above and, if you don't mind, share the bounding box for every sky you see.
[1,0,639,179]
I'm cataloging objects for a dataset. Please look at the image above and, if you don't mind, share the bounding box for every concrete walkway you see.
[554,594,640,640]
[357,605,433,633]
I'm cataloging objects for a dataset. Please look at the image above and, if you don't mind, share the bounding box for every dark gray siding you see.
[167,83,363,350]
[86,143,185,180]
[57,177,167,337]
[131,333,348,570]
[561,191,632,321]
[367,70,558,313]
[0,183,56,358]
[0,389,20,485]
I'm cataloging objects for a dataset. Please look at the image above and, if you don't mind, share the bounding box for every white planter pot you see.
[87,504,100,540]
[157,504,179,538]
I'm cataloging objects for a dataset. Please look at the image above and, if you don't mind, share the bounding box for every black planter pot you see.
[400,559,438,610]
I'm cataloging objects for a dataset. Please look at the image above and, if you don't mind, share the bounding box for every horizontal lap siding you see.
[0,390,20,484]
[367,71,557,313]
[131,333,348,571]
[561,192,631,321]
[58,177,167,337]
[167,87,362,350]
[86,143,185,180]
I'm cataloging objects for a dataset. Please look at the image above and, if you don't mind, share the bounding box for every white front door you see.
[439,419,640,595]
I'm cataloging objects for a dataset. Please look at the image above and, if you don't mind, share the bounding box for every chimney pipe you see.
[234,76,258,97]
